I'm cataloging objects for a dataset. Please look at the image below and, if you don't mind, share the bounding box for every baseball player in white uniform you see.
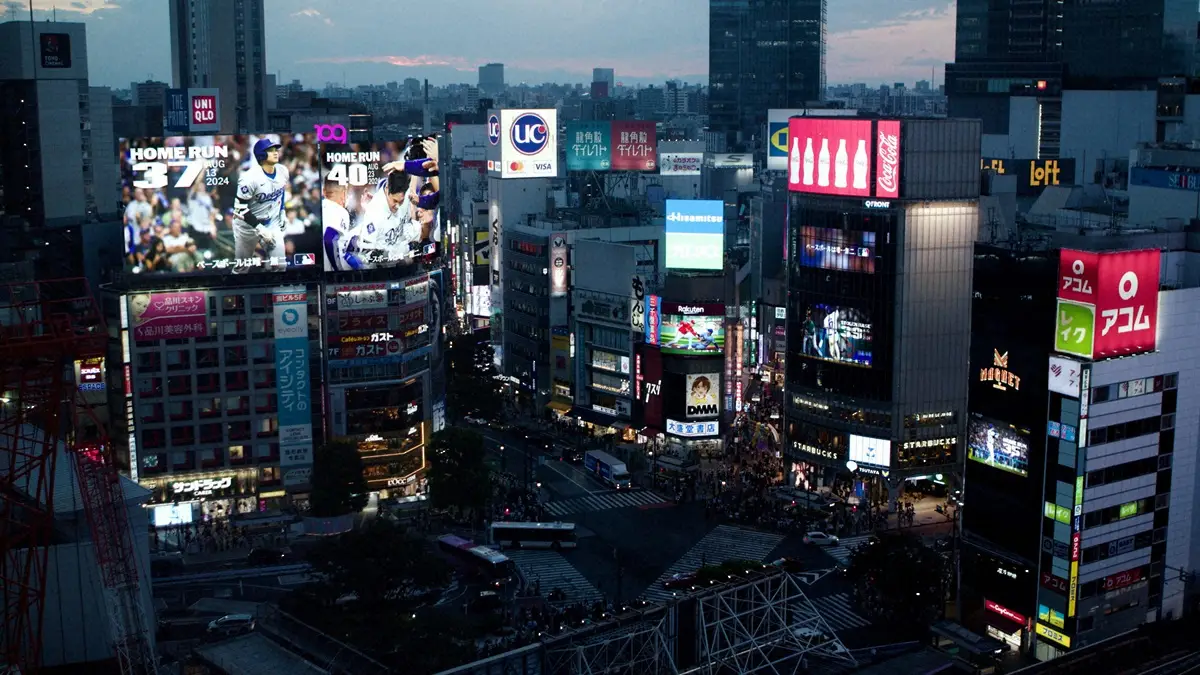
[322,181,361,271]
[233,137,290,269]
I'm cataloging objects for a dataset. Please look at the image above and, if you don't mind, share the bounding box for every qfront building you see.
[783,116,981,504]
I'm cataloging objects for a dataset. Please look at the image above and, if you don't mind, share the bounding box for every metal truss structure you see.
[543,608,676,675]
[692,571,858,675]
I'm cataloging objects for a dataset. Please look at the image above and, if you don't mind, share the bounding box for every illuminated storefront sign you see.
[901,437,956,450]
[172,476,232,497]
[985,599,1026,625]
[1036,623,1071,649]
[980,349,1021,391]
[792,441,838,460]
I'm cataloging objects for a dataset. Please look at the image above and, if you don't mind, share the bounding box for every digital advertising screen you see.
[797,226,876,273]
[849,434,891,468]
[685,373,720,418]
[320,138,442,272]
[565,121,612,171]
[797,303,873,367]
[657,303,725,356]
[128,291,210,342]
[664,199,724,270]
[786,118,874,197]
[968,417,1030,477]
[120,135,322,275]
[610,120,658,171]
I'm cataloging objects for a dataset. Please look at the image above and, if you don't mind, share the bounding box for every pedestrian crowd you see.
[487,470,542,523]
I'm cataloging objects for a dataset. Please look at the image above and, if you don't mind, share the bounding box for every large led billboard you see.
[786,118,901,199]
[1055,249,1161,360]
[320,138,442,271]
[664,200,724,270]
[487,109,558,179]
[849,434,891,468]
[968,416,1030,477]
[121,135,322,275]
[128,291,209,342]
[565,121,612,171]
[610,121,657,171]
[655,302,725,356]
[787,118,874,197]
[797,226,876,273]
[685,372,720,418]
[797,303,873,367]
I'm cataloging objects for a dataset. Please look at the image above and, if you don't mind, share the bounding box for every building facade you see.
[708,0,826,151]
[168,0,269,132]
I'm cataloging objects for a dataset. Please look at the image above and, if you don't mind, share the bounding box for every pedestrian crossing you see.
[821,535,873,566]
[641,525,784,604]
[543,489,672,517]
[505,549,604,607]
[809,592,871,631]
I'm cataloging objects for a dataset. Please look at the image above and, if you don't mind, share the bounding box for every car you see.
[803,531,840,547]
[662,572,699,590]
[769,557,805,573]
[245,548,286,566]
[206,614,256,636]
[463,416,487,426]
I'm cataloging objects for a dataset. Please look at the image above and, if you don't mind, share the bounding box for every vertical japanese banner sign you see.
[549,232,568,297]
[274,288,313,486]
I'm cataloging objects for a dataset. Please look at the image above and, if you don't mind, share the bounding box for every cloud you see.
[291,7,332,26]
[826,2,955,84]
[26,0,119,13]
[300,54,473,70]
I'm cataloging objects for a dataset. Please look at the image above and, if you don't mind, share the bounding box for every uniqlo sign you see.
[1056,249,1161,359]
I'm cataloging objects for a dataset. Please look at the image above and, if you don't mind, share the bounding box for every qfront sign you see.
[1055,249,1161,360]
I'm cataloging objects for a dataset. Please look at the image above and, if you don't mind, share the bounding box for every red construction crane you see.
[0,279,158,675]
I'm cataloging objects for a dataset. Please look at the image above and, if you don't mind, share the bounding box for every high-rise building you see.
[593,67,615,92]
[478,63,504,96]
[0,21,119,229]
[168,0,269,133]
[708,0,826,151]
[132,79,169,108]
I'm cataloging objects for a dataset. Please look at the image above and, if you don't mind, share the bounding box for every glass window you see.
[224,345,247,367]
[222,294,246,314]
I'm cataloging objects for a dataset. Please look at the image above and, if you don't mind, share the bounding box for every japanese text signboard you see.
[610,121,657,171]
[1056,249,1161,360]
[274,288,313,471]
[130,291,209,342]
[565,121,612,171]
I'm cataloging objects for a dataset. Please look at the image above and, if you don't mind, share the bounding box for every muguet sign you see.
[980,349,1021,392]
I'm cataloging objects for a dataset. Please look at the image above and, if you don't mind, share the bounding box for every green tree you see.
[445,333,503,421]
[845,533,948,632]
[308,441,369,517]
[426,427,491,516]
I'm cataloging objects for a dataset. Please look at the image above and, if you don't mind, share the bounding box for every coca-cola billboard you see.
[875,120,900,199]
[786,118,902,199]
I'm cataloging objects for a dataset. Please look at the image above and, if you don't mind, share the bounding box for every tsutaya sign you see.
[980,348,1021,392]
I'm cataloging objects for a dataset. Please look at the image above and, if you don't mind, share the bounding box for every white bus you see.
[489,521,578,550]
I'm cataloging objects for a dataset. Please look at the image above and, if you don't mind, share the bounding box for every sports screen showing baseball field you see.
[319,136,444,272]
[119,135,323,275]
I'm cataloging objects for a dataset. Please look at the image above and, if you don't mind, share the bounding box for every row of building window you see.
[1080,530,1154,565]
[138,396,277,424]
[1082,497,1155,529]
[136,370,284,397]
[139,418,283,450]
[1087,414,1167,447]
[1084,455,1164,489]
[140,445,281,474]
[137,344,276,371]
[1091,373,1175,403]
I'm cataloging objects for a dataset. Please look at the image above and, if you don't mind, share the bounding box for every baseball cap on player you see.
[253,138,282,163]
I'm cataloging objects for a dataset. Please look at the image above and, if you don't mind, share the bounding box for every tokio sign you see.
[985,600,1027,625]
[1055,249,1161,360]
[980,349,1021,391]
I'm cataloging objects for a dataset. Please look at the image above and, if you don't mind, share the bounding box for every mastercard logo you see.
[509,161,525,172]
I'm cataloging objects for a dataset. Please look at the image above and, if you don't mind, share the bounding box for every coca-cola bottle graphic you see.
[852,139,869,190]
[802,137,815,185]
[834,139,849,188]
[817,138,830,187]
[789,137,801,185]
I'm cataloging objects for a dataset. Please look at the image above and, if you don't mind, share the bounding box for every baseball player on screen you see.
[233,137,290,269]
[322,181,364,271]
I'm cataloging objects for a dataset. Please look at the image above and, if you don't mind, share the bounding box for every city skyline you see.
[12,0,954,89]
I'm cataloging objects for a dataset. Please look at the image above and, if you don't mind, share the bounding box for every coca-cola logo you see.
[877,131,899,195]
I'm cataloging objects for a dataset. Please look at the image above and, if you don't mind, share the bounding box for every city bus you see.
[437,534,517,585]
[488,521,578,550]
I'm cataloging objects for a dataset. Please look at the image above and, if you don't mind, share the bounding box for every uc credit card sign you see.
[664,199,724,271]
[489,108,558,179]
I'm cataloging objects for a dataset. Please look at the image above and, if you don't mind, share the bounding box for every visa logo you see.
[769,123,788,155]
[534,163,553,171]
